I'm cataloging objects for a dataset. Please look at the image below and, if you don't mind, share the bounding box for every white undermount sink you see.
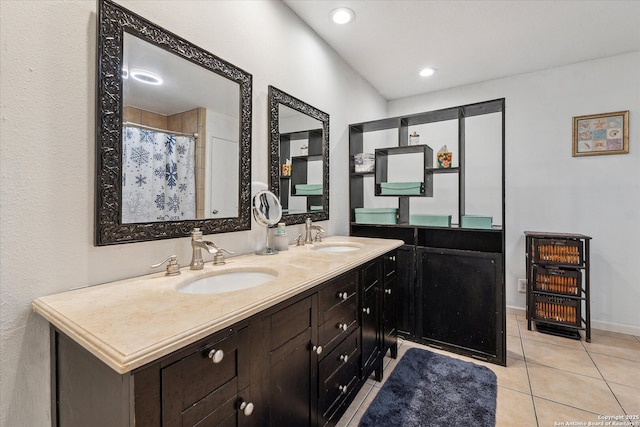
[177,270,277,294]
[312,242,363,253]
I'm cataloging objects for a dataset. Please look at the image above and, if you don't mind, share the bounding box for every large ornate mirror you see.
[96,0,252,245]
[268,86,329,225]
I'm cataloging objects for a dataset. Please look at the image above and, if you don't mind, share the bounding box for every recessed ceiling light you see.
[330,7,355,25]
[419,67,437,77]
[130,69,163,85]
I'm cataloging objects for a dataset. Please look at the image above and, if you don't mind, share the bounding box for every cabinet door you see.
[360,260,381,380]
[266,295,318,427]
[395,245,415,338]
[417,247,503,361]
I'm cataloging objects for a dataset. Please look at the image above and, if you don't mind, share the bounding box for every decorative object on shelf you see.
[461,215,492,229]
[572,110,629,156]
[380,181,424,196]
[300,144,308,156]
[354,208,398,225]
[281,159,291,176]
[525,231,591,342]
[409,214,452,227]
[409,131,420,145]
[436,145,453,168]
[354,153,375,173]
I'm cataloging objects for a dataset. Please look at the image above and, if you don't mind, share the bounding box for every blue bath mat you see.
[359,348,497,427]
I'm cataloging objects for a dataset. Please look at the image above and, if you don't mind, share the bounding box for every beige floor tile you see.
[507,335,524,360]
[584,333,640,361]
[492,357,532,394]
[523,338,601,378]
[517,319,585,350]
[590,352,640,389]
[507,315,520,337]
[495,387,536,427]
[608,382,640,415]
[528,364,623,415]
[534,397,603,427]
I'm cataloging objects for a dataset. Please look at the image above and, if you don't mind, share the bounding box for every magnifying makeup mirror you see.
[252,190,283,255]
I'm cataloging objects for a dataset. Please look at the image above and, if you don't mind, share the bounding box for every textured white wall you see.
[388,52,640,333]
[0,1,385,425]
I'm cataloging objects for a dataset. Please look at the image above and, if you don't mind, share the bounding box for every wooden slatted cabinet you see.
[525,231,591,342]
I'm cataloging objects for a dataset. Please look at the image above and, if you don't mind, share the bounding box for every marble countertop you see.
[32,236,403,374]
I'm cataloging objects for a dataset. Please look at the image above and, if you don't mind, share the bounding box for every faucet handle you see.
[314,230,324,242]
[151,255,181,276]
[212,247,234,266]
[295,234,305,246]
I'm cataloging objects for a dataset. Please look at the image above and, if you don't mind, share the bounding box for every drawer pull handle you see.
[337,323,348,332]
[337,291,349,300]
[362,307,370,315]
[340,354,349,363]
[312,345,323,355]
[339,385,348,394]
[208,349,224,364]
[385,288,392,295]
[239,401,254,416]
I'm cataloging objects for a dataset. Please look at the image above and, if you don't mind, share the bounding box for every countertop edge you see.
[33,237,404,374]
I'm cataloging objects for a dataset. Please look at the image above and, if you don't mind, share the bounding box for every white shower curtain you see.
[122,126,196,223]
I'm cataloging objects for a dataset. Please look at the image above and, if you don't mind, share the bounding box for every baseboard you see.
[506,305,640,337]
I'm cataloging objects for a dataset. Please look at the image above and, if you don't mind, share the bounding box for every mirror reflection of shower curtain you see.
[121,126,196,223]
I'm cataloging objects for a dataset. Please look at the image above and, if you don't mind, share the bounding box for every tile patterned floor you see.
[337,313,640,427]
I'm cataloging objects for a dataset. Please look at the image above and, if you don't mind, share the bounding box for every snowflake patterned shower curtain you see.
[121,126,196,223]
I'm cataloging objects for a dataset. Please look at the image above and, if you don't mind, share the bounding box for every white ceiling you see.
[283,0,640,100]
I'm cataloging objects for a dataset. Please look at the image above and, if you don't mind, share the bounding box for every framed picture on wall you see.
[572,110,629,156]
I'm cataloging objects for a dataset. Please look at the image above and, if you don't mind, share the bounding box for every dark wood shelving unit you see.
[348,99,507,365]
[525,231,591,342]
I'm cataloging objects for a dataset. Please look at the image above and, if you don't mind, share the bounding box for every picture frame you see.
[572,110,629,156]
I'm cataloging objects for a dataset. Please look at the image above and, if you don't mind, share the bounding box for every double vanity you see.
[33,236,402,427]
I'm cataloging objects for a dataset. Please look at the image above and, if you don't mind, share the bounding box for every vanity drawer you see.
[318,270,357,323]
[383,251,398,283]
[161,326,250,426]
[318,329,360,385]
[318,336,359,422]
[318,298,357,353]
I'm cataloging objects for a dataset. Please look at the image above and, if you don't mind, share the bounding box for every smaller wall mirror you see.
[268,86,329,225]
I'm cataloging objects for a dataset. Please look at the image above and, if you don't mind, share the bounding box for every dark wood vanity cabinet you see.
[52,321,258,427]
[50,251,397,427]
[360,259,382,381]
[382,251,399,359]
[261,269,361,427]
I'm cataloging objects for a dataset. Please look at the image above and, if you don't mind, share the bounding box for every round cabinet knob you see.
[337,292,348,300]
[339,385,348,394]
[208,349,224,364]
[362,307,370,315]
[239,401,254,416]
[337,323,348,332]
[312,345,323,355]
[385,288,392,295]
[339,354,349,363]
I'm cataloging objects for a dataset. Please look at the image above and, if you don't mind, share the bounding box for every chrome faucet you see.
[305,218,325,244]
[190,228,233,269]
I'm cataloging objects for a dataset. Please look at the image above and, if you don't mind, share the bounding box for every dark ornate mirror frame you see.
[95,0,252,245]
[268,86,329,225]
